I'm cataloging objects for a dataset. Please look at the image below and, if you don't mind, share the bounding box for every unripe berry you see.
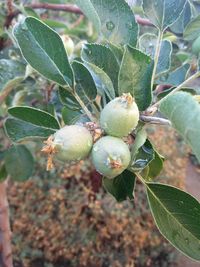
[61,35,75,56]
[100,94,139,137]
[54,125,93,161]
[91,136,131,179]
[42,125,93,170]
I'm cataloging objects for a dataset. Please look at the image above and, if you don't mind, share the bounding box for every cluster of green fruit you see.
[43,94,140,179]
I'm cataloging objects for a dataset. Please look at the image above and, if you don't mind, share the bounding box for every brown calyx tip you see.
[85,122,103,142]
[121,93,135,106]
[41,136,57,171]
[109,159,122,169]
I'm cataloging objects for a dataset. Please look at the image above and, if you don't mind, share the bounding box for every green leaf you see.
[59,87,81,110]
[146,183,200,261]
[158,64,190,86]
[76,0,138,46]
[147,151,164,180]
[103,170,136,202]
[130,139,155,172]
[118,46,154,110]
[72,61,97,105]
[75,0,101,32]
[0,59,25,96]
[83,62,115,100]
[159,91,200,162]
[139,33,172,74]
[105,43,124,66]
[8,106,60,129]
[170,2,191,34]
[13,17,74,86]
[130,127,147,160]
[157,87,196,100]
[62,106,83,125]
[143,0,187,31]
[0,163,7,182]
[4,118,56,142]
[82,43,119,92]
[5,145,34,181]
[184,14,200,41]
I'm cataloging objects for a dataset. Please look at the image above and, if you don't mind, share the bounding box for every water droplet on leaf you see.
[106,21,115,31]
[185,238,190,245]
[179,201,184,206]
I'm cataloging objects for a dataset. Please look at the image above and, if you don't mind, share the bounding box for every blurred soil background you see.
[8,125,200,267]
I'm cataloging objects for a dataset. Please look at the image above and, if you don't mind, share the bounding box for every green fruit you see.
[61,35,75,56]
[192,36,200,55]
[100,94,139,137]
[53,125,93,162]
[91,136,131,179]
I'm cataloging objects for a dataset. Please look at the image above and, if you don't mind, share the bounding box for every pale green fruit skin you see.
[192,36,200,55]
[53,125,93,162]
[91,136,131,179]
[100,96,139,137]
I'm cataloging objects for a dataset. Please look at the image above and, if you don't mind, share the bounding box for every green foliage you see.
[139,33,172,75]
[158,64,190,86]
[72,61,97,104]
[5,106,59,142]
[76,0,138,46]
[82,43,119,92]
[147,183,200,260]
[159,92,200,162]
[118,46,154,110]
[142,0,187,31]
[184,14,200,41]
[0,59,26,96]
[13,17,74,86]
[0,0,200,263]
[8,106,60,129]
[103,170,136,202]
[83,62,116,100]
[5,145,34,181]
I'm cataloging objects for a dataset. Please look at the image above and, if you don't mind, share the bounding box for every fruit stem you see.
[151,29,163,90]
[140,115,171,125]
[73,92,97,122]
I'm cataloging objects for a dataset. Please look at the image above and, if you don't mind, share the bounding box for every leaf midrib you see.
[147,183,200,243]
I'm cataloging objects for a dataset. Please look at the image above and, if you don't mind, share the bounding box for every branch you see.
[4,3,154,28]
[29,3,83,14]
[135,15,153,27]
[140,115,171,126]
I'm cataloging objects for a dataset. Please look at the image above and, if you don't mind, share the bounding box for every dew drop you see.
[179,201,184,206]
[106,21,115,31]
[21,24,28,31]
[185,238,190,245]
[93,146,99,152]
